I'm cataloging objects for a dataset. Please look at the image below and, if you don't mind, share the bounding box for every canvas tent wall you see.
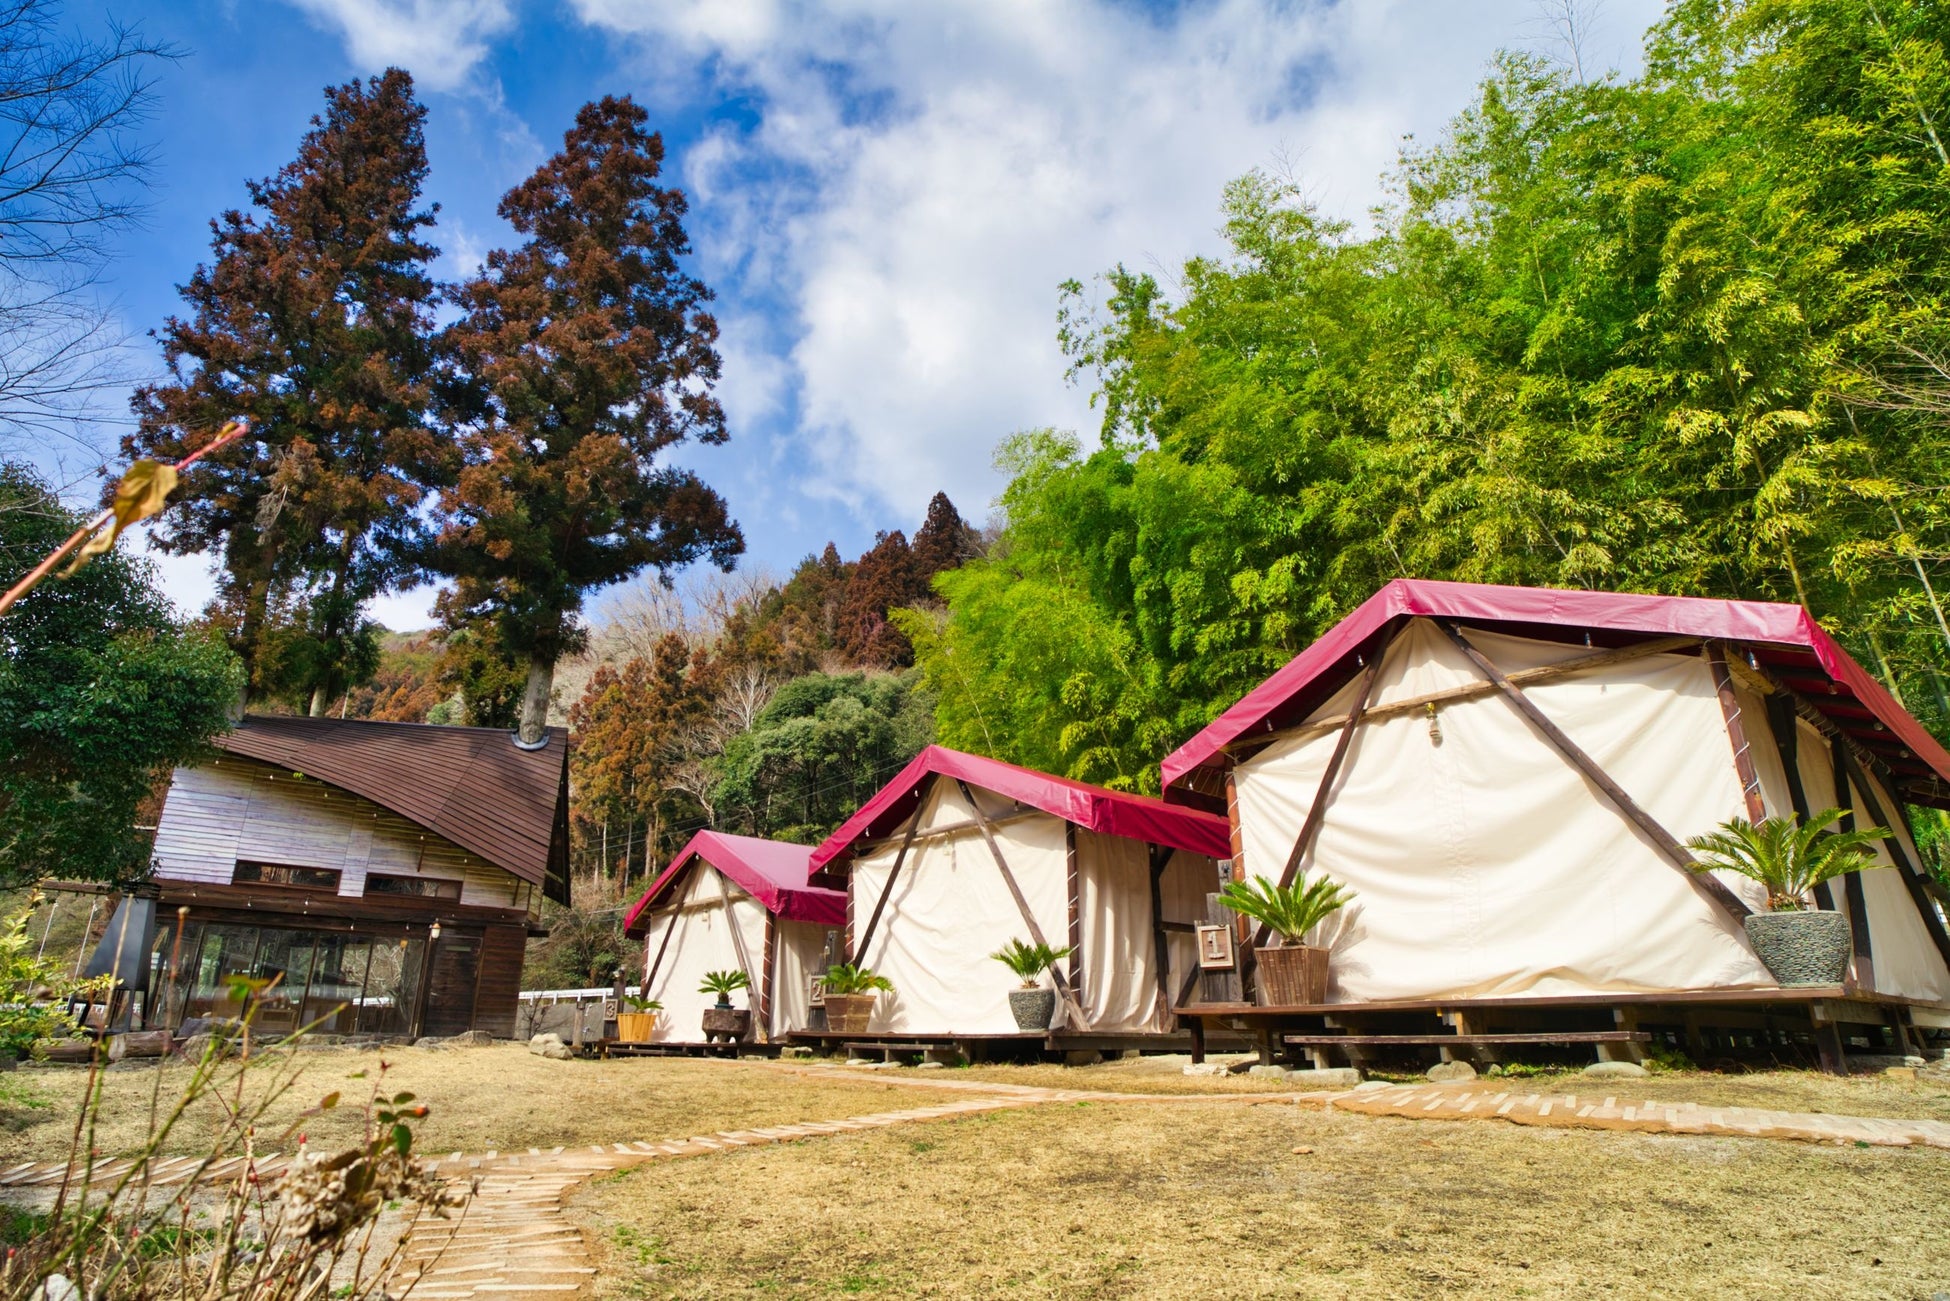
[623,831,844,1042]
[810,746,1233,1036]
[1162,580,1950,1007]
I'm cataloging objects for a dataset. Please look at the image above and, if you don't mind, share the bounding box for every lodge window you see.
[233,861,342,890]
[366,874,463,901]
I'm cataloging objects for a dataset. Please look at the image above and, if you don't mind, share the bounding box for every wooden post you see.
[1065,822,1085,1010]
[1200,892,1243,1005]
[1809,1002,1848,1075]
[1438,620,1752,922]
[1830,738,1876,991]
[851,782,930,966]
[955,778,1091,1028]
[760,911,777,1038]
[1762,694,1836,910]
[1705,642,1768,822]
[1147,844,1175,1030]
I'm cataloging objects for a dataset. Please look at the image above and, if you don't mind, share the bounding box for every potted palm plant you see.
[1687,808,1890,986]
[698,970,752,1041]
[990,938,1073,1031]
[820,964,892,1034]
[1219,870,1355,1007]
[616,994,661,1043]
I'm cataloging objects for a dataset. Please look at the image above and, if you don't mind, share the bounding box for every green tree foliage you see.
[912,0,1950,791]
[128,69,445,713]
[710,671,935,843]
[0,464,241,885]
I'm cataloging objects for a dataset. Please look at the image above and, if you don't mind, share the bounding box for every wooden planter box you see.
[615,1011,658,1043]
[1254,944,1329,1006]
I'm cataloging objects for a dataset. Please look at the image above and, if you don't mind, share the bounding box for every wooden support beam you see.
[1706,642,1768,823]
[1830,738,1876,990]
[1147,843,1174,1030]
[643,900,680,991]
[760,911,777,1037]
[956,779,1092,1029]
[1437,620,1752,922]
[851,779,931,967]
[1833,745,1950,973]
[1235,635,1702,754]
[1762,693,1836,910]
[1066,822,1085,1009]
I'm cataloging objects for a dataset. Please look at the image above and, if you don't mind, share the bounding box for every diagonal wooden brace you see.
[1437,620,1752,924]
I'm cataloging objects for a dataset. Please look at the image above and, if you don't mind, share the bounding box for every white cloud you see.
[573,0,1662,524]
[284,0,515,92]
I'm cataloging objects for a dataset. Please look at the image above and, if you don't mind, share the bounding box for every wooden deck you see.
[780,1028,1251,1062]
[1175,987,1947,1074]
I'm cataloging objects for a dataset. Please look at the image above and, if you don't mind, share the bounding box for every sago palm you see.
[1218,871,1355,945]
[1686,808,1890,911]
[990,938,1074,987]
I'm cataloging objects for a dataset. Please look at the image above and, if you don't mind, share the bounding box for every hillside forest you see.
[5,1,1950,986]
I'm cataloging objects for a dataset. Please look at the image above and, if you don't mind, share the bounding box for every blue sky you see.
[48,0,1660,630]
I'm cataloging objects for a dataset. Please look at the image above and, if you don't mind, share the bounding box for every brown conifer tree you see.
[127,69,445,712]
[839,529,920,667]
[911,491,981,583]
[435,96,742,747]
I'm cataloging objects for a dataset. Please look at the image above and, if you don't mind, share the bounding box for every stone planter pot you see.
[699,1006,752,1041]
[1008,988,1057,1031]
[1746,910,1852,986]
[1254,943,1329,1007]
[823,993,876,1034]
[615,1011,658,1043]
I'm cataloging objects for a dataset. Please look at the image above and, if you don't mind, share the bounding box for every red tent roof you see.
[809,744,1232,872]
[623,831,844,938]
[1161,579,1950,808]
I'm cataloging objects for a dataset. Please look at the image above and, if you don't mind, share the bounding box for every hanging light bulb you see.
[1426,701,1444,746]
[429,921,442,941]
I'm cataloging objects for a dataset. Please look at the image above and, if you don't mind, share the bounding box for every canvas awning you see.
[810,745,1232,872]
[1161,580,1950,808]
[623,830,843,938]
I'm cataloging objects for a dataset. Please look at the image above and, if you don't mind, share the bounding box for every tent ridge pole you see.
[1436,619,1752,923]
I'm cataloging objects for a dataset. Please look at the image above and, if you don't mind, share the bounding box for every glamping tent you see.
[623,831,844,1043]
[810,746,1233,1037]
[1163,580,1950,1011]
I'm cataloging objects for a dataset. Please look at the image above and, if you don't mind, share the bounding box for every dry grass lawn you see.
[574,1095,1950,1300]
[0,1047,942,1164]
[945,1054,1950,1118]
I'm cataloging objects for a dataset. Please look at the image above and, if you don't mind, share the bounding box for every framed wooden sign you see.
[1195,923,1236,970]
[808,975,828,1007]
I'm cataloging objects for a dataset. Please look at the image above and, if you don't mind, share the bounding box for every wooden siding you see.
[154,757,533,914]
[473,925,527,1039]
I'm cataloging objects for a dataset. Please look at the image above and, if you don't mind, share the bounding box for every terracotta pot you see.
[1746,910,1852,986]
[615,1011,657,1043]
[699,1006,752,1040]
[824,993,876,1034]
[1008,988,1057,1031]
[1254,944,1329,1007]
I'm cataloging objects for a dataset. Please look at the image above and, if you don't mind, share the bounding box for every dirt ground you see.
[574,1094,1950,1300]
[0,1047,938,1164]
[943,1054,1950,1119]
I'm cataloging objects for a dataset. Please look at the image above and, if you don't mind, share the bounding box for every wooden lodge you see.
[146,715,569,1041]
[1161,580,1950,1073]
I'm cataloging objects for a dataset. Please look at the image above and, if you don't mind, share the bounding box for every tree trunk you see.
[518,651,554,746]
[309,683,331,717]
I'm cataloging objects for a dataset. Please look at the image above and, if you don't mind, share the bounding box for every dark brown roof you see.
[216,715,571,904]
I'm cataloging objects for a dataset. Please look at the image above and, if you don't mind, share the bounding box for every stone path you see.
[1289,1081,1950,1149]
